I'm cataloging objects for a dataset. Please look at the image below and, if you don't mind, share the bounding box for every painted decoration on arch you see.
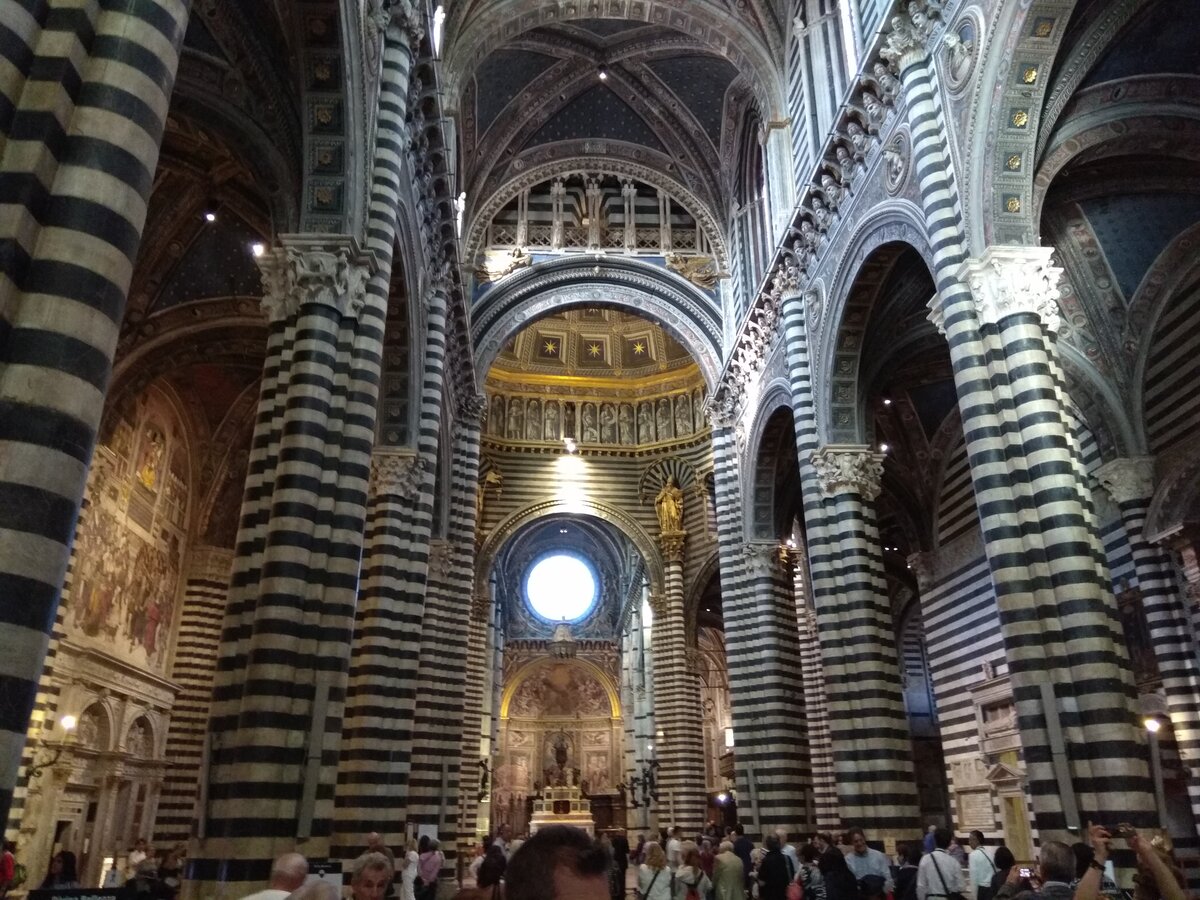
[508,661,611,718]
[65,392,188,673]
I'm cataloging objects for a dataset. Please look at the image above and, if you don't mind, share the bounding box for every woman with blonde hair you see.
[638,842,672,900]
[398,838,420,900]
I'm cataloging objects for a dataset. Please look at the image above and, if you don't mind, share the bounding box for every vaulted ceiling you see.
[446,3,787,226]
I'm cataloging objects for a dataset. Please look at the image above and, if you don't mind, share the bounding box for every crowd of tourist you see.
[223,818,1184,900]
[8,819,1185,900]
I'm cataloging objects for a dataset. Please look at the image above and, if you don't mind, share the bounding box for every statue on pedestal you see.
[655,475,684,533]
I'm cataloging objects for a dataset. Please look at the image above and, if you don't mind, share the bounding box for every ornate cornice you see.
[1095,457,1156,506]
[811,444,885,501]
[956,245,1063,332]
[257,235,375,322]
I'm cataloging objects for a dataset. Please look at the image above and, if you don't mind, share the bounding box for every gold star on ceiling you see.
[632,341,646,355]
[543,340,557,355]
[588,343,602,358]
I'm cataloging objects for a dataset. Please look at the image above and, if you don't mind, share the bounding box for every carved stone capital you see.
[1095,457,1156,505]
[370,450,425,497]
[659,531,687,563]
[684,647,702,677]
[906,551,937,592]
[384,0,425,49]
[456,391,487,425]
[811,445,886,501]
[957,245,1064,332]
[742,541,786,578]
[258,235,374,323]
[648,593,667,618]
[428,539,451,581]
[471,593,491,620]
[927,291,947,337]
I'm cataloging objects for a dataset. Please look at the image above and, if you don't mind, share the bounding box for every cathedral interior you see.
[3,0,1200,894]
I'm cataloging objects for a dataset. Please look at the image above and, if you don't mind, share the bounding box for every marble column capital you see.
[906,551,937,592]
[743,541,788,578]
[648,593,667,618]
[186,545,235,583]
[1095,457,1156,505]
[957,245,1064,332]
[881,3,943,74]
[370,449,425,497]
[659,531,687,563]
[811,444,886,501]
[257,235,375,323]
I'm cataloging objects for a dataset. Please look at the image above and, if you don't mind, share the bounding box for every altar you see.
[529,784,594,835]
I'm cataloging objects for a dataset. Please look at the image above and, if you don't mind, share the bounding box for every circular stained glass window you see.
[525,552,599,622]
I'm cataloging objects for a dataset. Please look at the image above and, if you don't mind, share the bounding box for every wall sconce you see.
[28,715,77,779]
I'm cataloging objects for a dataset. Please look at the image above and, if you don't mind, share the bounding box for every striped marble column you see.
[958,247,1154,830]
[331,449,427,857]
[155,546,234,846]
[191,236,378,892]
[788,544,837,829]
[732,543,811,837]
[0,0,189,827]
[778,287,842,828]
[406,408,483,881]
[888,15,1156,835]
[456,592,491,854]
[810,446,919,833]
[651,534,707,833]
[1096,457,1200,834]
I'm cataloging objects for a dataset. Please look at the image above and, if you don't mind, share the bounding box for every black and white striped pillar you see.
[191,236,378,892]
[1096,457,1200,835]
[0,0,189,828]
[651,535,708,833]
[810,446,920,833]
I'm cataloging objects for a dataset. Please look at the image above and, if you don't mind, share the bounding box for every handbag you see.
[932,852,966,900]
[787,881,804,900]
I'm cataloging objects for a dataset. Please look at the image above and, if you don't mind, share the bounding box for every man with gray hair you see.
[237,852,308,900]
[994,841,1075,900]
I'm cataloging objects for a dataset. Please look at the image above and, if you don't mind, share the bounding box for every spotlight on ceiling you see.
[882,395,893,406]
[559,528,568,534]
[203,199,218,223]
[251,242,266,258]
[879,442,890,453]
[563,437,578,454]
[1144,716,1162,733]
[598,66,608,81]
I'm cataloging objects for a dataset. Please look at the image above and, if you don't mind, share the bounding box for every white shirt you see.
[918,850,964,900]
[667,838,682,869]
[639,865,673,900]
[238,889,292,900]
[968,848,996,889]
[400,850,419,900]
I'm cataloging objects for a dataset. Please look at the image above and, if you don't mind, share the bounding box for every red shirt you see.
[1,849,15,883]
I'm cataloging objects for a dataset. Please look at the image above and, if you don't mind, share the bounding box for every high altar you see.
[529,783,594,835]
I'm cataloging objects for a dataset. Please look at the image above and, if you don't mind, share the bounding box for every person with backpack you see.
[674,846,712,900]
[638,843,672,900]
